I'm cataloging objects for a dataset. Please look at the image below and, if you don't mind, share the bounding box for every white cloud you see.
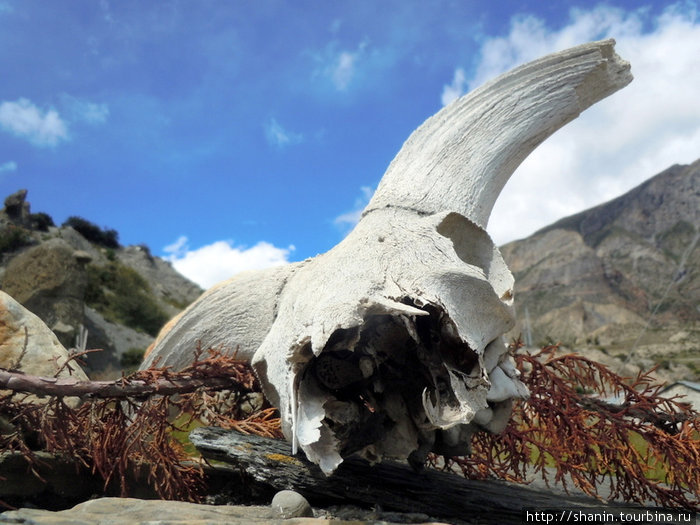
[332,51,358,90]
[61,95,110,124]
[441,3,700,246]
[0,161,17,173]
[0,98,69,146]
[441,67,467,106]
[264,117,303,148]
[314,40,368,91]
[334,185,375,234]
[164,235,295,289]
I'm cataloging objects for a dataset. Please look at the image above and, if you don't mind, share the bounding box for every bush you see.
[120,347,146,371]
[63,216,120,249]
[86,262,169,336]
[0,225,32,256]
[29,212,55,232]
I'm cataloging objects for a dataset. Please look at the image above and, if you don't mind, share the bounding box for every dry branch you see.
[0,369,254,399]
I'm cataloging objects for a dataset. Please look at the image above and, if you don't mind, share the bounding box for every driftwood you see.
[190,427,680,524]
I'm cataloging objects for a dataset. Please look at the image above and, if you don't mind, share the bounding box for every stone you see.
[238,392,265,417]
[0,451,102,508]
[0,290,88,403]
[1,238,90,348]
[73,250,93,265]
[271,489,313,518]
[0,497,451,524]
[3,188,30,225]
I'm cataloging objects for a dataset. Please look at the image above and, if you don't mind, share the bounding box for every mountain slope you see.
[500,159,699,379]
[0,190,203,376]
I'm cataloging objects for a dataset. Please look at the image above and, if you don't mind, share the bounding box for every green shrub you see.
[120,347,146,370]
[63,216,120,249]
[0,225,32,256]
[29,212,55,231]
[86,262,169,336]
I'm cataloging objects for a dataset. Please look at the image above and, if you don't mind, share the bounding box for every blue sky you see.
[1,1,698,288]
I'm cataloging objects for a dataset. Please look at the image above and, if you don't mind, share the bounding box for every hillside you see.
[500,159,699,380]
[0,190,202,377]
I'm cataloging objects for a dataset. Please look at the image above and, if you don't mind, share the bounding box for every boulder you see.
[0,290,88,402]
[1,238,90,348]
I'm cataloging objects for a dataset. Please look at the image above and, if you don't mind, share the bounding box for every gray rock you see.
[82,305,153,374]
[0,451,100,506]
[3,188,30,225]
[271,489,313,518]
[56,226,105,263]
[73,250,93,264]
[238,392,265,417]
[0,190,203,379]
[0,497,435,525]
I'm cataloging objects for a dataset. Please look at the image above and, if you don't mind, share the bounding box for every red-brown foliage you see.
[0,347,281,504]
[2,343,698,511]
[436,343,699,510]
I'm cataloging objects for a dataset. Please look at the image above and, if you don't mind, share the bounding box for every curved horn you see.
[364,39,632,228]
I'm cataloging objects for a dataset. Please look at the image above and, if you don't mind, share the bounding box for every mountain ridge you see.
[501,159,699,380]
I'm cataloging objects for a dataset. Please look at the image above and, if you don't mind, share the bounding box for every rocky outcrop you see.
[0,190,203,378]
[501,160,699,378]
[3,189,30,227]
[82,305,154,372]
[117,245,202,315]
[2,239,91,348]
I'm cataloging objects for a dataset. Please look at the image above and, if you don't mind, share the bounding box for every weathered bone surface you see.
[142,40,632,474]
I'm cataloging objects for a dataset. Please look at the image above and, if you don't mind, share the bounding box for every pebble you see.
[271,489,314,518]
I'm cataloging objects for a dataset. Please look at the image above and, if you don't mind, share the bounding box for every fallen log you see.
[190,427,677,524]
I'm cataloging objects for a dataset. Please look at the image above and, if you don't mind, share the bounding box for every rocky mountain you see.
[0,190,202,377]
[500,159,699,380]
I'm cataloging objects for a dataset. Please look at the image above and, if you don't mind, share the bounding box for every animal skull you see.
[142,39,632,474]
